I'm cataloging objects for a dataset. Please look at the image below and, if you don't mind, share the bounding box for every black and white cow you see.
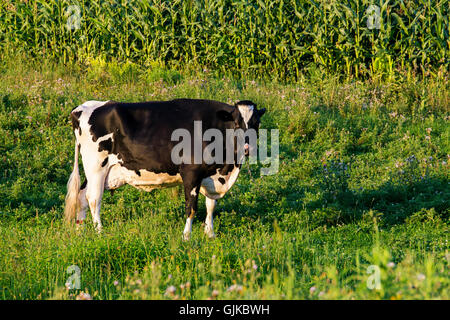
[64,99,265,240]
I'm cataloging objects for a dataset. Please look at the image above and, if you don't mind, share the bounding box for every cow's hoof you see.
[204,226,215,239]
[205,231,216,239]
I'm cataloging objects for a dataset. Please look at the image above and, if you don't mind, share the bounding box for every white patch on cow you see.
[73,100,109,115]
[237,104,254,129]
[105,165,182,192]
[183,217,193,241]
[200,166,240,199]
[97,132,114,144]
[190,188,198,196]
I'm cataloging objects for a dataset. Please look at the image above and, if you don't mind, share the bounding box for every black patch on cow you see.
[98,138,113,153]
[70,110,83,135]
[218,164,237,176]
[80,179,87,190]
[218,177,226,184]
[73,111,82,118]
[217,110,235,122]
[135,170,141,176]
[101,158,108,167]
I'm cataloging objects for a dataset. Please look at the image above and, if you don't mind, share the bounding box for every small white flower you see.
[76,292,92,300]
[227,284,243,293]
[310,286,316,294]
[389,112,397,118]
[417,273,426,281]
[165,285,176,295]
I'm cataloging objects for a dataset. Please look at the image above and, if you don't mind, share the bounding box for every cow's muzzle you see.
[244,143,250,156]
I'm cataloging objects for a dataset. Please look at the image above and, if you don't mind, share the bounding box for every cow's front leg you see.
[204,197,216,238]
[182,177,201,241]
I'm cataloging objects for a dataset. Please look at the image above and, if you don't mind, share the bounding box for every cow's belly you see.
[200,166,240,199]
[105,164,182,192]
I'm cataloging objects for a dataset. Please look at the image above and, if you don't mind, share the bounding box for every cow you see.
[64,99,265,240]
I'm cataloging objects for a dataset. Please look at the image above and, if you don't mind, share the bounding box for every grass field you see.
[0,58,448,300]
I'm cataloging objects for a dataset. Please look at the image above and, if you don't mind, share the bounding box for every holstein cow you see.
[64,99,265,240]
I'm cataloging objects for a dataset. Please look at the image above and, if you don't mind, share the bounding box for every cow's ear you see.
[217,110,235,122]
[258,108,266,117]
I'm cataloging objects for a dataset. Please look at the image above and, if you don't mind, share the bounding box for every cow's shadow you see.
[215,164,448,231]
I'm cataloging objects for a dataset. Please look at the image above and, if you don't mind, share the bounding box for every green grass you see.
[0,58,448,299]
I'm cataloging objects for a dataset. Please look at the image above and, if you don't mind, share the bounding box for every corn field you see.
[0,0,448,79]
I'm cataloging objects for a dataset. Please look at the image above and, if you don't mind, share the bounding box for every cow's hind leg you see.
[75,180,89,229]
[204,197,216,238]
[181,169,202,241]
[85,171,107,232]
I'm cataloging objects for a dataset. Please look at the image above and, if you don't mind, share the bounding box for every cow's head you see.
[235,100,266,131]
[216,100,266,158]
[235,101,266,156]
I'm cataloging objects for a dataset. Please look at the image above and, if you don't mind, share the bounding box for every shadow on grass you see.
[218,167,448,231]
[307,175,448,227]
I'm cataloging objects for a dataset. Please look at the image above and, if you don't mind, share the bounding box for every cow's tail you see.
[64,142,80,223]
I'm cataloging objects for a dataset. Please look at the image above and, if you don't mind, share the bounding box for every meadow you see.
[0,58,448,299]
[0,0,448,300]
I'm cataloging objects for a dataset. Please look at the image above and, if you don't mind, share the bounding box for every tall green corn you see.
[0,0,448,80]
